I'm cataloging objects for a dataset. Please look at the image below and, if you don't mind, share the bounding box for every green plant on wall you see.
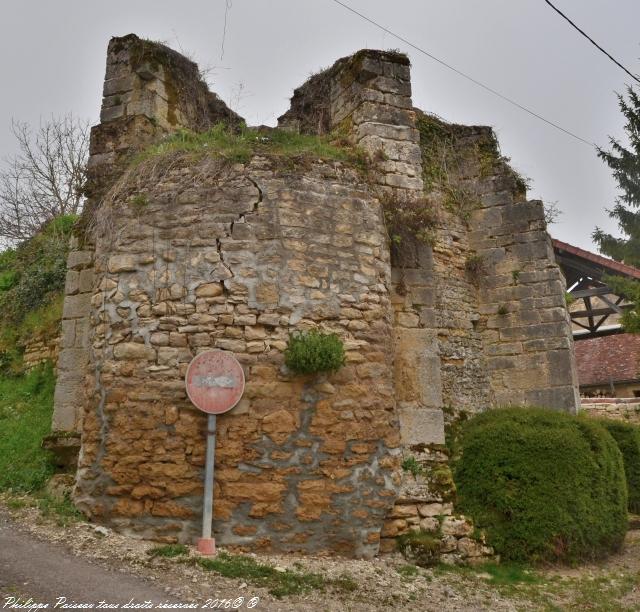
[465,253,485,283]
[134,123,368,169]
[416,112,480,223]
[396,530,441,568]
[129,193,149,211]
[401,455,425,477]
[284,330,345,375]
[381,192,437,249]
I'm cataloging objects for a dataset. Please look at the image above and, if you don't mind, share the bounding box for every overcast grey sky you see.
[1,0,639,251]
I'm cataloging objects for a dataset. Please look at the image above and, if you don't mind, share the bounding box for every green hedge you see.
[599,419,640,513]
[455,407,628,563]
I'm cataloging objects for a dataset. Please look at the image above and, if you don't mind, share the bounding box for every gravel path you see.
[2,496,640,611]
[0,509,178,606]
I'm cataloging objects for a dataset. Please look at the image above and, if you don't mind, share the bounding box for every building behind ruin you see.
[51,34,579,559]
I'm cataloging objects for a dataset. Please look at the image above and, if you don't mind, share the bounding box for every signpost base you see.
[197,537,216,555]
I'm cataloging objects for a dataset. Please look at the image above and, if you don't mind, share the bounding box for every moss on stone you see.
[397,529,442,567]
[337,49,409,89]
[416,111,530,221]
[416,112,480,223]
[126,36,205,128]
[429,466,456,495]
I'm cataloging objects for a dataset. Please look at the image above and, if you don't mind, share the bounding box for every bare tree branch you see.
[0,115,89,245]
[544,201,563,226]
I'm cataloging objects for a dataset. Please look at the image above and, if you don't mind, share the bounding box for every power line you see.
[220,0,233,61]
[329,0,596,148]
[543,0,640,86]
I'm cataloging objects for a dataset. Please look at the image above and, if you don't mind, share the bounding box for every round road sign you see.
[185,350,245,415]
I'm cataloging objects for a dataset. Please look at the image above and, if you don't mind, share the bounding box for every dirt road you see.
[2,498,640,611]
[0,510,179,606]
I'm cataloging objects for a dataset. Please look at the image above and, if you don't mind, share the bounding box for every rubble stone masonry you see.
[52,35,579,558]
[581,398,640,425]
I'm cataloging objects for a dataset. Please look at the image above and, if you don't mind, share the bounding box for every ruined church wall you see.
[414,119,579,415]
[276,50,579,556]
[468,154,580,412]
[277,49,579,423]
[51,37,580,558]
[279,49,445,447]
[74,154,400,555]
[279,50,491,560]
[53,34,241,435]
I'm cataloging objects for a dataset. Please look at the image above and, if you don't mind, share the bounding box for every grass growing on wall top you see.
[0,363,56,491]
[133,123,368,168]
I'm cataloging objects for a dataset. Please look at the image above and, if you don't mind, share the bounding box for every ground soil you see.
[2,496,640,611]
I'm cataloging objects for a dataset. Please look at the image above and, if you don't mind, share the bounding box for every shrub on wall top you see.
[454,407,628,563]
[599,419,640,513]
[284,330,345,375]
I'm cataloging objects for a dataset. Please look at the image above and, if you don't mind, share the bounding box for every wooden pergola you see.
[553,239,639,341]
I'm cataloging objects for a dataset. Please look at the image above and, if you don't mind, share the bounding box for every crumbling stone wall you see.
[76,155,400,556]
[279,52,462,554]
[280,56,578,416]
[52,36,579,558]
[23,334,59,370]
[52,34,241,435]
[278,48,578,556]
[581,398,640,424]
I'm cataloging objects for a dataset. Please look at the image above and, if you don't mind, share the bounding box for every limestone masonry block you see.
[108,254,137,273]
[398,406,446,446]
[62,294,92,320]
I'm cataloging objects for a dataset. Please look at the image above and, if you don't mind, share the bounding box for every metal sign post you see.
[185,350,245,556]
[200,414,217,554]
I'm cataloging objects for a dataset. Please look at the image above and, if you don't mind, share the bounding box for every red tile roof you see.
[552,238,640,280]
[575,333,640,387]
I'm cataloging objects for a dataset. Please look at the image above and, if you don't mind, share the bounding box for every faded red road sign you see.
[185,350,245,414]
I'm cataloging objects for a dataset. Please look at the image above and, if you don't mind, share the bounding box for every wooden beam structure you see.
[552,239,640,341]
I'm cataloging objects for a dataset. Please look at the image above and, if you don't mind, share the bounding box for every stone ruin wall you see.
[277,49,579,554]
[22,333,59,371]
[53,34,241,432]
[51,35,579,560]
[581,398,640,425]
[80,157,399,556]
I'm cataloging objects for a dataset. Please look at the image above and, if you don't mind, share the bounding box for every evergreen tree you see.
[593,87,640,266]
[593,87,640,331]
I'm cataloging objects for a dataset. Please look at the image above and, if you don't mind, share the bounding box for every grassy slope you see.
[0,364,56,491]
